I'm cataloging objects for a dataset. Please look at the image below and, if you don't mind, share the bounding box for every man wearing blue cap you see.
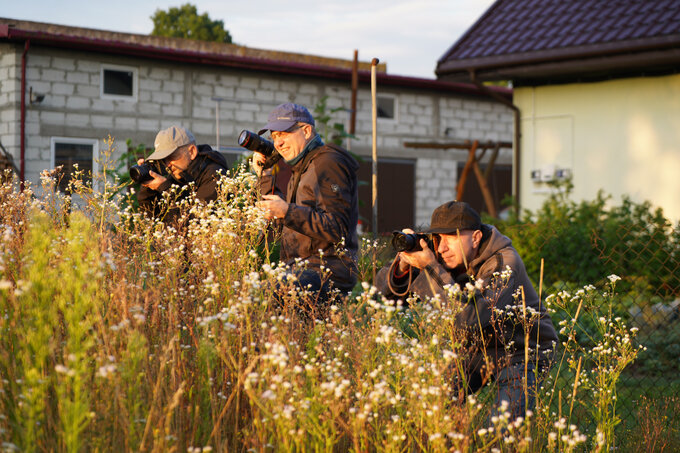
[252,103,360,302]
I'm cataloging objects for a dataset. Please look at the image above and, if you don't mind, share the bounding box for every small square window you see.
[101,64,137,100]
[377,95,397,120]
[51,138,98,192]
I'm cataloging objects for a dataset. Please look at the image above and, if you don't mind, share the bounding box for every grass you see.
[0,144,668,452]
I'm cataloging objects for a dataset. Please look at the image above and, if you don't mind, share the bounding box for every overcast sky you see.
[4,0,495,79]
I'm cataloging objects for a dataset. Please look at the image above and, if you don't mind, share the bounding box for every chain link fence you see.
[501,210,680,446]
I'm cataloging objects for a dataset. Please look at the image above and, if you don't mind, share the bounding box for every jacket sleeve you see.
[194,164,226,202]
[283,153,355,244]
[137,179,173,215]
[375,258,420,298]
[376,259,459,301]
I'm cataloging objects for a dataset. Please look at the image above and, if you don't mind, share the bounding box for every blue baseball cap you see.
[258,103,315,135]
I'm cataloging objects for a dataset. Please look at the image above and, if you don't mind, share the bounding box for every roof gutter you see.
[437,34,680,77]
[20,38,29,185]
[468,69,521,216]
[0,25,511,99]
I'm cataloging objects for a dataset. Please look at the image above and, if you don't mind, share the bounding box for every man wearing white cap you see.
[137,125,228,220]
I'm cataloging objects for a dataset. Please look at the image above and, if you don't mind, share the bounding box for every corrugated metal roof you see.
[436,0,680,83]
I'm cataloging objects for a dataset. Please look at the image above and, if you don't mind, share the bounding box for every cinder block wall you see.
[0,44,513,226]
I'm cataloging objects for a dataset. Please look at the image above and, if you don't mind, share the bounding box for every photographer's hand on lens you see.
[397,228,437,272]
[137,158,167,191]
[250,152,266,177]
[258,194,289,220]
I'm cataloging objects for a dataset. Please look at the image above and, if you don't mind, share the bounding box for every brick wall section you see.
[1,44,513,225]
[0,44,19,164]
[415,158,459,227]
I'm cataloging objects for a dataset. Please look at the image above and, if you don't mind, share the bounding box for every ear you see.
[302,123,314,140]
[188,144,199,160]
[472,229,483,248]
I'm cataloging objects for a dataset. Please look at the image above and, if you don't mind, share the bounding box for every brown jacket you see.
[260,143,359,292]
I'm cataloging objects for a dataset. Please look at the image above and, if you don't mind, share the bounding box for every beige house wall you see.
[516,73,680,222]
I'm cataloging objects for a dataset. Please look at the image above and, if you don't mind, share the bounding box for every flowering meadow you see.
[0,144,646,452]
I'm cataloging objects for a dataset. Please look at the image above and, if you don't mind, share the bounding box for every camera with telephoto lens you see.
[391,231,433,252]
[238,130,275,157]
[129,161,155,184]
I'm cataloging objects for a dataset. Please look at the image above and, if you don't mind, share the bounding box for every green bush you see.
[495,180,680,299]
[494,181,680,377]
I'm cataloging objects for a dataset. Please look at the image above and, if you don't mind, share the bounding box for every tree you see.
[150,3,232,44]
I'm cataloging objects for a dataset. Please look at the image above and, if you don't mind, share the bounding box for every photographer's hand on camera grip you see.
[251,152,267,177]
[398,242,437,270]
[135,158,168,190]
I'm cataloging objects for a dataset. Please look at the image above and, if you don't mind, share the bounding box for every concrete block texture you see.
[8,48,515,228]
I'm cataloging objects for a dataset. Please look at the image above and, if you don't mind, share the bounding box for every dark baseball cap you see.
[424,201,482,234]
[258,103,315,134]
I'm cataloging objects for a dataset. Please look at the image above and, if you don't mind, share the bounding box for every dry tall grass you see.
[0,145,643,452]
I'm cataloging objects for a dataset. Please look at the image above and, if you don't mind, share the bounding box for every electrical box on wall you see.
[555,168,572,180]
[531,165,572,184]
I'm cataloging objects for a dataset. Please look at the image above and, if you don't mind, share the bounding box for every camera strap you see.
[387,255,414,297]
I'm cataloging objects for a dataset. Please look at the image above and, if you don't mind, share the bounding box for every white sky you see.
[3,0,495,79]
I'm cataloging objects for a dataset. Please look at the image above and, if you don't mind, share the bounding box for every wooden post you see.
[456,140,478,201]
[472,160,498,218]
[371,58,379,238]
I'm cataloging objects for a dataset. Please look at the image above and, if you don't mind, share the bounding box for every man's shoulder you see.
[310,143,358,170]
[196,147,229,174]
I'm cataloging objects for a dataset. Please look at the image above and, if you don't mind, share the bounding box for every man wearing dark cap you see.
[376,201,558,420]
[252,103,359,302]
[137,125,229,221]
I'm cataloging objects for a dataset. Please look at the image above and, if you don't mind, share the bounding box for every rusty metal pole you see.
[371,58,379,239]
[350,50,358,138]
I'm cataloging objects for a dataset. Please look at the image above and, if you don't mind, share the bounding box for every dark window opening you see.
[54,142,93,192]
[103,69,134,97]
[377,96,395,119]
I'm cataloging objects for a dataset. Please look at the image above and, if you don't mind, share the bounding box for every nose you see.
[438,239,447,254]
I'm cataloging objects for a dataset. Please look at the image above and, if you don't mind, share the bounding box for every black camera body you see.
[391,231,433,252]
[129,162,154,184]
[238,130,275,157]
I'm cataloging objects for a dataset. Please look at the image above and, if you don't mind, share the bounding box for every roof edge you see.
[0,19,512,100]
[437,33,680,78]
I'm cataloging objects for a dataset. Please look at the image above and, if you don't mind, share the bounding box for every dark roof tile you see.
[444,0,680,58]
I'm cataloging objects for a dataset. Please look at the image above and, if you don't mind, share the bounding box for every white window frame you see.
[100,64,138,101]
[50,137,99,190]
[376,94,398,122]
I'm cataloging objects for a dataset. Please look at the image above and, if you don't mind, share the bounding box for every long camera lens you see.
[238,130,275,157]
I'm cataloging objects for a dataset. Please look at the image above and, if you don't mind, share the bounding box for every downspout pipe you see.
[20,39,30,185]
[468,69,521,217]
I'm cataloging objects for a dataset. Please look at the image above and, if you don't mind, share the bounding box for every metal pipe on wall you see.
[20,39,30,185]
